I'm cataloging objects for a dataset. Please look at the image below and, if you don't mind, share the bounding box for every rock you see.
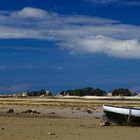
[77,107,80,110]
[32,110,40,114]
[22,109,40,114]
[26,109,33,113]
[49,112,56,115]
[100,121,110,126]
[0,128,4,130]
[7,109,14,113]
[86,110,92,114]
[48,131,55,135]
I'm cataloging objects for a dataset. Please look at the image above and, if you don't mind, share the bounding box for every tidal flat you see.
[0,97,140,140]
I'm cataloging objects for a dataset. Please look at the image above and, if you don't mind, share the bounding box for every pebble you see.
[100,121,110,126]
[48,131,55,135]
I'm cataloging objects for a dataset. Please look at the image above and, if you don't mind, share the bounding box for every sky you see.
[0,0,140,94]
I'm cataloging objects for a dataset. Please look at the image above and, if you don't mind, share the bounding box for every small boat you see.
[103,105,140,125]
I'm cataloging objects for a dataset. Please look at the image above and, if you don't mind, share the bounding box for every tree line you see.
[26,89,53,96]
[59,87,133,96]
[25,87,134,97]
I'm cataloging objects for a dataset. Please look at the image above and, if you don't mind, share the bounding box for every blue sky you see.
[0,0,140,93]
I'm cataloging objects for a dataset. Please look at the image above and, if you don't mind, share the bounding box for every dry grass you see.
[1,97,140,108]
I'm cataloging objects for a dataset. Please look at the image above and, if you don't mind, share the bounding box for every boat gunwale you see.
[103,105,140,111]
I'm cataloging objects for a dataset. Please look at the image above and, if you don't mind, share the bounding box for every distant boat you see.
[103,105,140,125]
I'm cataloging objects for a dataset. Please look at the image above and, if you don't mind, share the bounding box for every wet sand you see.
[0,98,140,140]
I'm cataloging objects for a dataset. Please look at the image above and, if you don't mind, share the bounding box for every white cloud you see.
[86,0,118,4]
[10,7,51,19]
[61,35,140,59]
[0,45,49,51]
[51,66,66,71]
[0,7,140,59]
[16,65,34,70]
[0,84,29,93]
[0,64,34,70]
[85,0,140,6]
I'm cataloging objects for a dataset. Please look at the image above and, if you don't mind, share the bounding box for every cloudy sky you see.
[0,0,140,93]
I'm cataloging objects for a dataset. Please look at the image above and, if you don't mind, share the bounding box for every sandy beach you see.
[1,97,140,140]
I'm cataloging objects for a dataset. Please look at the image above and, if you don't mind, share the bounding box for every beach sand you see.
[0,98,140,140]
[1,114,140,140]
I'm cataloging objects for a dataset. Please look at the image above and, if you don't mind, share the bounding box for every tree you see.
[59,91,66,96]
[59,87,106,96]
[46,90,53,96]
[93,88,106,96]
[112,88,132,96]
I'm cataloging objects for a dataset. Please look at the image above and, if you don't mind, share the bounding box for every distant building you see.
[22,91,28,97]
[45,90,50,95]
[40,90,52,97]
[107,92,112,96]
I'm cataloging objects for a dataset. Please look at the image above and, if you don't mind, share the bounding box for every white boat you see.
[103,105,140,117]
[103,105,140,125]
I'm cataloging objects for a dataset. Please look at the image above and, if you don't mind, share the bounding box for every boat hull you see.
[103,105,140,125]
